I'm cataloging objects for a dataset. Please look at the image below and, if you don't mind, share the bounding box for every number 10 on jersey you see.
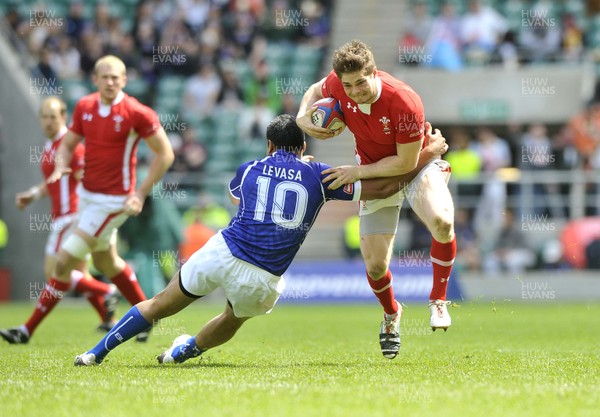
[253,176,308,229]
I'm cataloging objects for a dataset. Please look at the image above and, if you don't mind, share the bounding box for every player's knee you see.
[432,215,454,243]
[92,256,109,272]
[227,315,247,330]
[54,256,73,278]
[138,299,164,322]
[366,261,388,280]
[92,253,119,275]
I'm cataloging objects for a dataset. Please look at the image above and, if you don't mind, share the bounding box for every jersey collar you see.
[357,76,382,115]
[52,125,68,141]
[98,91,125,117]
[112,91,125,105]
[272,149,299,158]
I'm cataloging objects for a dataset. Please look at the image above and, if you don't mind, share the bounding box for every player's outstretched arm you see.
[363,139,423,177]
[46,130,82,184]
[296,79,336,140]
[329,122,448,195]
[323,122,447,190]
[415,122,447,171]
[124,126,174,216]
[321,139,422,189]
[15,182,48,209]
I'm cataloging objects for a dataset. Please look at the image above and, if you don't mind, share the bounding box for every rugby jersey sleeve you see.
[315,162,361,202]
[229,161,254,200]
[134,103,161,139]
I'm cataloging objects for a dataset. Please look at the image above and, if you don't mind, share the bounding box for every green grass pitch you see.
[0,300,598,417]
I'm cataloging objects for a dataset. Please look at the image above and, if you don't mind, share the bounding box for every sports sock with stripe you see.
[87,305,152,362]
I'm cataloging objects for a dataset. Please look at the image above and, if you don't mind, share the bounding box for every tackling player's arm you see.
[359,176,408,201]
[15,181,48,209]
[323,122,447,190]
[323,125,448,200]
[358,139,422,178]
[46,130,83,183]
[125,126,174,216]
[358,133,442,200]
[359,138,438,200]
[296,78,336,139]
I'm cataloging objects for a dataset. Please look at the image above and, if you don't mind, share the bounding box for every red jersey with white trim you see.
[69,92,160,195]
[40,128,85,218]
[321,70,425,165]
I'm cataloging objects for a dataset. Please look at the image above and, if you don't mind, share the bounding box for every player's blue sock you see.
[88,305,152,362]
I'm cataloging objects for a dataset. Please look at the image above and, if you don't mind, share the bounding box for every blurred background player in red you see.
[297,40,456,360]
[39,55,172,343]
[0,97,117,344]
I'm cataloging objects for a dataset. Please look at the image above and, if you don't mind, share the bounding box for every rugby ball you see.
[311,98,346,135]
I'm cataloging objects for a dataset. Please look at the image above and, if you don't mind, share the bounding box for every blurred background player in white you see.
[44,55,174,342]
[74,114,448,366]
[0,97,117,344]
[297,40,456,359]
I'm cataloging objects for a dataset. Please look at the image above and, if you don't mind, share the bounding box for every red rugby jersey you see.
[321,70,425,165]
[40,126,84,218]
[69,92,160,195]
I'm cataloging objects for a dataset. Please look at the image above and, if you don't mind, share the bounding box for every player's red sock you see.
[367,269,398,315]
[71,270,112,296]
[71,270,113,321]
[429,235,457,301]
[86,294,107,321]
[110,263,146,305]
[24,278,70,336]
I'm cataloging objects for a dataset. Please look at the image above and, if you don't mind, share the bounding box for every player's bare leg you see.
[136,272,198,320]
[93,244,150,340]
[0,230,112,344]
[360,231,402,358]
[93,245,147,333]
[194,303,248,350]
[91,244,126,278]
[92,244,146,305]
[57,231,118,320]
[158,303,249,364]
[68,259,119,331]
[361,233,395,281]
[47,252,117,330]
[409,168,456,331]
[8,238,87,341]
[43,253,56,281]
[76,272,196,366]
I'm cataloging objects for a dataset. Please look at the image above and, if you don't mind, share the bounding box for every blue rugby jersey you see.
[221,150,361,276]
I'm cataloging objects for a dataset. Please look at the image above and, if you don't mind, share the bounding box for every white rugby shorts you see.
[360,159,451,216]
[359,159,451,235]
[76,186,129,251]
[180,232,285,318]
[45,213,78,256]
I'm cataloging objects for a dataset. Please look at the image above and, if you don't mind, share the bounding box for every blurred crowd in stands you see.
[398,0,592,70]
[430,116,600,274]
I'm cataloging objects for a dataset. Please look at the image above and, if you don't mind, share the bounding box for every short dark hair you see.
[332,40,376,79]
[266,114,305,153]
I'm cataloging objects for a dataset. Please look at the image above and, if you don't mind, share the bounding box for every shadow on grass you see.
[130,359,402,370]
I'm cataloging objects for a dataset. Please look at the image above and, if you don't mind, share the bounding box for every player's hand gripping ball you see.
[311,98,346,136]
